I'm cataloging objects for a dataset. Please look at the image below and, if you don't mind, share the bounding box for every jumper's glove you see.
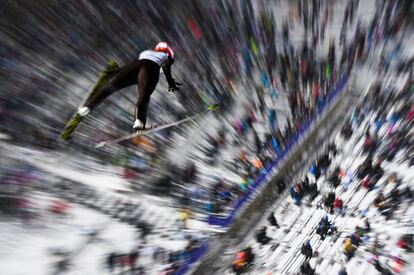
[168,81,182,92]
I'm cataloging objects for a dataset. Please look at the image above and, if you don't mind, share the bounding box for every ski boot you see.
[60,107,90,140]
[60,60,119,140]
[133,119,154,133]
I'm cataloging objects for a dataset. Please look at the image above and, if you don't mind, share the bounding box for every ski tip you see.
[208,104,219,111]
[95,141,106,148]
[59,134,71,142]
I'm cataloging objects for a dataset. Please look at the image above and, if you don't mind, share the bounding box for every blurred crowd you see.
[175,0,413,221]
[229,3,414,271]
[232,71,414,274]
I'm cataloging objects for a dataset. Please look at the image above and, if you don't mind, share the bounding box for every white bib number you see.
[139,50,168,66]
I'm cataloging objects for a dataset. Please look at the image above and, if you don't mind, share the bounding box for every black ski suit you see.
[83,52,177,127]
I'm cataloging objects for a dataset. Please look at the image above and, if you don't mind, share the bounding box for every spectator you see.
[324,191,335,213]
[301,240,313,260]
[338,267,348,275]
[343,239,355,261]
[300,261,315,275]
[333,197,344,215]
[290,185,302,206]
[267,212,280,228]
[107,252,117,273]
[256,226,272,245]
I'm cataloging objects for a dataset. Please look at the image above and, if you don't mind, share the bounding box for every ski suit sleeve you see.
[162,59,175,87]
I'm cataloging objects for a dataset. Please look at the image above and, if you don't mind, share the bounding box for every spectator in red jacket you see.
[333,197,344,215]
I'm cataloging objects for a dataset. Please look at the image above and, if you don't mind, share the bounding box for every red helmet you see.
[155,42,174,59]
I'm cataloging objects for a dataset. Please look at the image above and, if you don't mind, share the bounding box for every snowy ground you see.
[0,141,207,274]
[0,195,135,275]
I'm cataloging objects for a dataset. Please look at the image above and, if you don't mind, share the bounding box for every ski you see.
[95,104,218,148]
[60,60,120,141]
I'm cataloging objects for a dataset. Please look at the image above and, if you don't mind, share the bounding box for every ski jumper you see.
[83,50,176,128]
